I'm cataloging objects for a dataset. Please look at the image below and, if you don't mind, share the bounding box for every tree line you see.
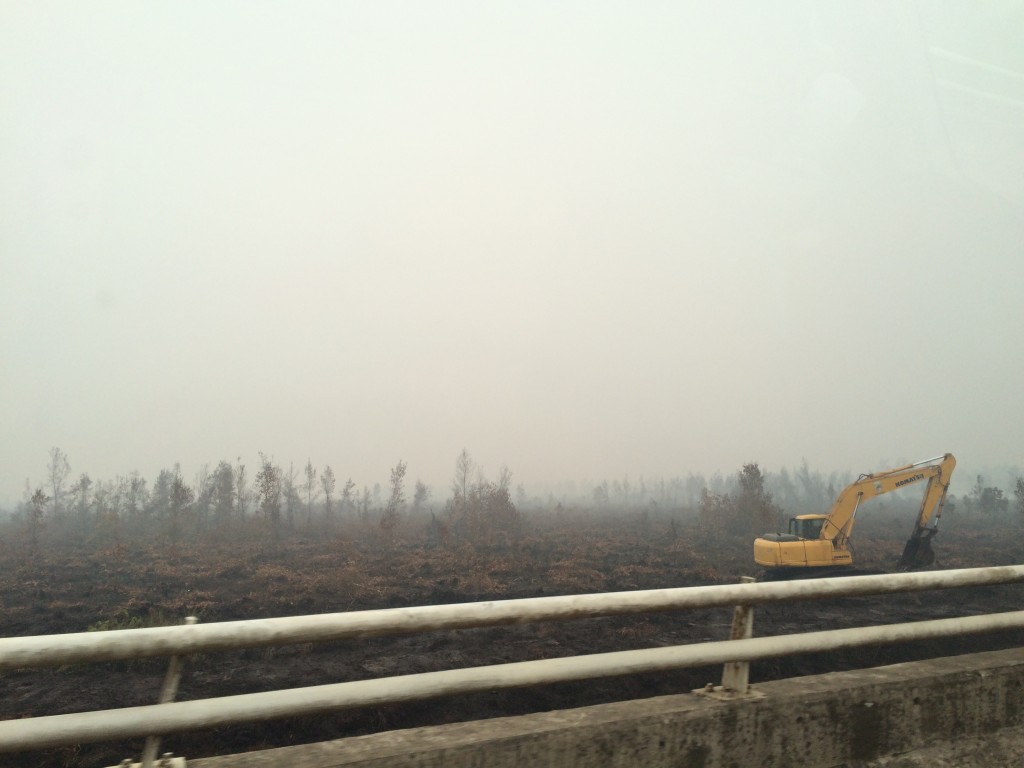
[4,447,527,552]
[6,449,1023,554]
[588,461,1024,522]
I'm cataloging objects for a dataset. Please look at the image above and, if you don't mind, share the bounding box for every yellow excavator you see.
[754,453,956,575]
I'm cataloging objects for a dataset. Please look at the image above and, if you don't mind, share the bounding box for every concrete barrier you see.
[191,648,1024,768]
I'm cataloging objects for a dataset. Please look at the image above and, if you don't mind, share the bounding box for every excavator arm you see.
[822,454,957,557]
[894,454,957,570]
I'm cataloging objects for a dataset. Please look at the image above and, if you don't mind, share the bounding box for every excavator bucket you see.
[897,533,936,571]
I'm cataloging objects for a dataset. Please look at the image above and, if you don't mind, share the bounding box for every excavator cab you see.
[789,516,825,539]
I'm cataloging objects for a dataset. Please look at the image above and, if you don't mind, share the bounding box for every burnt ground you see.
[2,508,1023,767]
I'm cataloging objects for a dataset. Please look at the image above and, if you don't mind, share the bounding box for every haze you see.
[2,2,1023,505]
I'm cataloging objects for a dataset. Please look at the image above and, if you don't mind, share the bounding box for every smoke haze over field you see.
[2,3,1023,505]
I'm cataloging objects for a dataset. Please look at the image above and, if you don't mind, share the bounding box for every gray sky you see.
[2,2,1023,504]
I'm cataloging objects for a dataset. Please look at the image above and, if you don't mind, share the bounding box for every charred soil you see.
[2,509,1023,767]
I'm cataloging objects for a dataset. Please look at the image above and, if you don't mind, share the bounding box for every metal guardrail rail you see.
[2,565,1024,761]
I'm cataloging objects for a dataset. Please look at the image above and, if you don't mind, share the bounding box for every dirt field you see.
[2,508,1023,767]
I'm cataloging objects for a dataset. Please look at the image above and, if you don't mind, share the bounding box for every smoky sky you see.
[2,2,1023,504]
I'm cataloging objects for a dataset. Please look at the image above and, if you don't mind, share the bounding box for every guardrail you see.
[3,565,1024,765]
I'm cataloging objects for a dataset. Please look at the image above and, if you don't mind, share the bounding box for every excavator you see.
[754,453,956,576]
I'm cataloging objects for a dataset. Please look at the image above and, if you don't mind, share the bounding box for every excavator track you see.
[758,566,888,582]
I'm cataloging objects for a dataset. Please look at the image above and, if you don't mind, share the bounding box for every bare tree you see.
[340,478,356,518]
[699,487,733,533]
[773,467,800,511]
[412,479,430,515]
[453,449,474,504]
[447,450,477,540]
[321,465,337,522]
[150,469,174,522]
[212,461,234,527]
[795,459,827,508]
[497,465,513,492]
[737,462,782,534]
[108,478,129,544]
[234,458,250,519]
[516,483,528,510]
[380,460,407,538]
[72,473,92,523]
[281,463,301,529]
[169,468,194,545]
[47,447,71,522]
[303,460,319,528]
[91,479,118,540]
[125,471,149,522]
[28,488,50,554]
[481,465,520,536]
[193,465,213,531]
[256,453,282,536]
[111,475,128,531]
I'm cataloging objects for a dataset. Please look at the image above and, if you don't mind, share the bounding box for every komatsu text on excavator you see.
[754,453,956,575]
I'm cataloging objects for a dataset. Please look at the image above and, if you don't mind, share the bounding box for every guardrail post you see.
[697,576,761,699]
[137,616,197,768]
[720,576,756,693]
